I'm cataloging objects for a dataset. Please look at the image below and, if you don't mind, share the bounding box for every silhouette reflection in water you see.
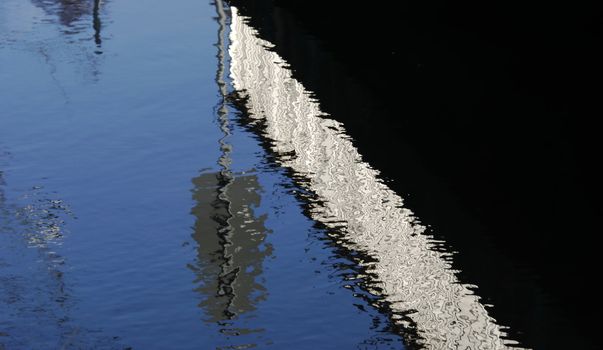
[92,0,102,49]
[190,171,272,329]
[188,0,272,342]
[30,0,105,53]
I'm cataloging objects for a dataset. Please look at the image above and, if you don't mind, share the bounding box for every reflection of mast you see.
[191,173,271,323]
[92,0,102,52]
[28,0,108,78]
[215,0,233,222]
[188,0,272,333]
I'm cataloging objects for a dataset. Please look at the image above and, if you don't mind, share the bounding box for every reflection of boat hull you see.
[226,2,602,348]
[228,8,517,349]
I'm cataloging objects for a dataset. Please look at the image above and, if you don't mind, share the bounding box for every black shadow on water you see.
[226,1,602,349]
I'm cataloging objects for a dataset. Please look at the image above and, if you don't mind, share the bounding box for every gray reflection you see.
[187,0,272,339]
[92,0,102,49]
[190,171,272,324]
[31,0,105,53]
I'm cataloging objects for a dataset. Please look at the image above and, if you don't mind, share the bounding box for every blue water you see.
[0,0,405,349]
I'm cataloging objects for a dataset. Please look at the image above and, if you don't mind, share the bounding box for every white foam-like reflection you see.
[228,7,525,349]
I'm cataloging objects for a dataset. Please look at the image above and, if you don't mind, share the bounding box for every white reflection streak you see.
[229,7,523,349]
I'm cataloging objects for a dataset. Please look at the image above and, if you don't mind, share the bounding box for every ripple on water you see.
[227,7,526,349]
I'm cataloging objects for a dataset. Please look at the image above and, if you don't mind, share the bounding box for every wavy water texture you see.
[0,162,124,349]
[228,7,524,349]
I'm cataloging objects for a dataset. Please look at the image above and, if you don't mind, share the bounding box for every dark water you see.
[0,1,405,349]
[227,1,602,349]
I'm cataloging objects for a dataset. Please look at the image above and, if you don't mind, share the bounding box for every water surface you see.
[1,1,406,348]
